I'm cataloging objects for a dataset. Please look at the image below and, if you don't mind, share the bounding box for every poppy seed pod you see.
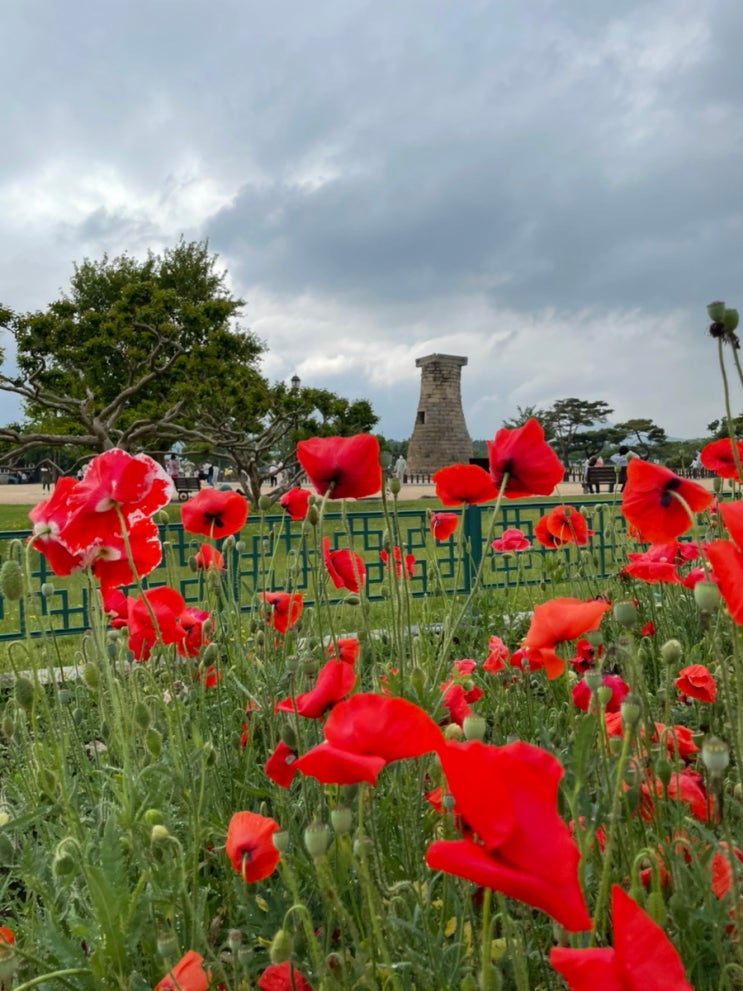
[660,639,683,664]
[694,581,720,613]
[389,477,401,494]
[303,821,330,859]
[462,714,487,741]
[701,736,730,776]
[723,307,739,332]
[707,300,726,321]
[620,694,642,729]
[613,600,638,628]
[330,805,353,835]
[272,829,290,854]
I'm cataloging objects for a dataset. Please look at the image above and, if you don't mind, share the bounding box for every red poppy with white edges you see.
[432,464,498,506]
[181,488,248,538]
[260,591,303,634]
[279,486,311,520]
[701,437,743,479]
[297,433,382,499]
[487,418,564,499]
[430,511,459,540]
[621,459,713,543]
[225,811,280,882]
[28,477,84,576]
[61,450,174,551]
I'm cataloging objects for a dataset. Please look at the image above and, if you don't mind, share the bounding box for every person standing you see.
[394,455,407,483]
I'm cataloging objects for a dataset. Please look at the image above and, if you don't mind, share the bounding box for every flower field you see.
[0,392,742,988]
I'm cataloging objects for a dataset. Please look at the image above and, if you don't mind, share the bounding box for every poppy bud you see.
[133,702,151,731]
[442,792,456,812]
[694,581,720,613]
[344,594,361,606]
[235,539,246,552]
[82,663,100,690]
[14,676,35,713]
[330,806,353,835]
[188,556,199,573]
[306,504,320,526]
[353,834,373,859]
[156,931,179,958]
[272,829,290,854]
[724,307,739,332]
[645,891,666,928]
[259,495,273,512]
[444,723,464,741]
[228,929,242,952]
[0,561,23,601]
[660,639,683,664]
[203,741,217,767]
[52,845,77,878]
[389,478,401,495]
[462,714,487,741]
[203,642,220,663]
[1,717,14,740]
[151,824,170,844]
[41,582,54,598]
[620,694,642,729]
[37,766,58,798]
[613,600,638,628]
[222,535,235,552]
[145,728,162,758]
[702,735,730,777]
[656,760,673,789]
[707,300,726,321]
[144,809,164,826]
[269,929,293,965]
[304,821,330,859]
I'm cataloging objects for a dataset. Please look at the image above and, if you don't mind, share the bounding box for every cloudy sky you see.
[2,0,742,442]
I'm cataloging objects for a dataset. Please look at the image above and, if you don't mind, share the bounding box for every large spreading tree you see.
[0,240,377,504]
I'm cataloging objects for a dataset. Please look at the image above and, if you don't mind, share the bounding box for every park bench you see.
[585,465,627,493]
[173,476,201,501]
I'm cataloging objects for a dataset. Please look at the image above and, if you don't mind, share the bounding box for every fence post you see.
[462,504,483,593]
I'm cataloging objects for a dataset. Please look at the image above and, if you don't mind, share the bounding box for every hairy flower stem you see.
[591,726,633,943]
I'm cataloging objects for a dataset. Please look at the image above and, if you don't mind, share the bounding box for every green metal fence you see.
[0,497,628,641]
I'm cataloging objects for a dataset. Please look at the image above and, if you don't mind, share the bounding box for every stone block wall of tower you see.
[406,354,473,474]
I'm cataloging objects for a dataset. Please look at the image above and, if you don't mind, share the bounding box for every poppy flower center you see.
[660,478,682,508]
[204,512,224,529]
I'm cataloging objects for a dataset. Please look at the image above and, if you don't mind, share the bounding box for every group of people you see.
[166,455,220,486]
[582,446,636,494]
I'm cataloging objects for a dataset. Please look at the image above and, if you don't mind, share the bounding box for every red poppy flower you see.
[622,542,682,584]
[427,740,592,931]
[487,418,564,499]
[380,546,416,579]
[675,663,716,703]
[430,512,459,541]
[177,607,212,658]
[264,740,298,787]
[550,885,694,990]
[275,659,356,719]
[88,518,162,591]
[483,635,509,673]
[572,673,629,712]
[60,450,174,552]
[327,637,359,665]
[279,487,311,520]
[491,528,531,554]
[705,499,743,623]
[521,598,611,679]
[154,950,211,991]
[535,506,591,547]
[700,437,743,479]
[569,638,601,673]
[127,586,188,661]
[194,543,225,571]
[258,961,314,991]
[293,743,387,786]
[181,488,248,538]
[323,693,445,762]
[297,433,382,499]
[440,682,481,726]
[640,620,655,637]
[621,459,713,543]
[225,811,281,882]
[642,768,711,823]
[193,664,221,689]
[322,537,366,592]
[681,567,714,591]
[432,464,498,506]
[28,477,85,576]
[260,592,303,634]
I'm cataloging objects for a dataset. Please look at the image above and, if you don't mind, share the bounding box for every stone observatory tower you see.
[406,354,473,474]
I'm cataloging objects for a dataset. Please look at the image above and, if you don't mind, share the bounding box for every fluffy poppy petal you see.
[612,885,694,989]
[432,464,498,506]
[621,459,713,543]
[674,664,716,703]
[700,438,743,479]
[322,537,366,592]
[154,950,211,991]
[705,539,743,624]
[719,499,743,549]
[487,419,564,499]
[279,487,311,520]
[260,592,304,634]
[549,947,624,991]
[523,598,610,652]
[275,660,356,719]
[491,528,531,553]
[297,434,382,499]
